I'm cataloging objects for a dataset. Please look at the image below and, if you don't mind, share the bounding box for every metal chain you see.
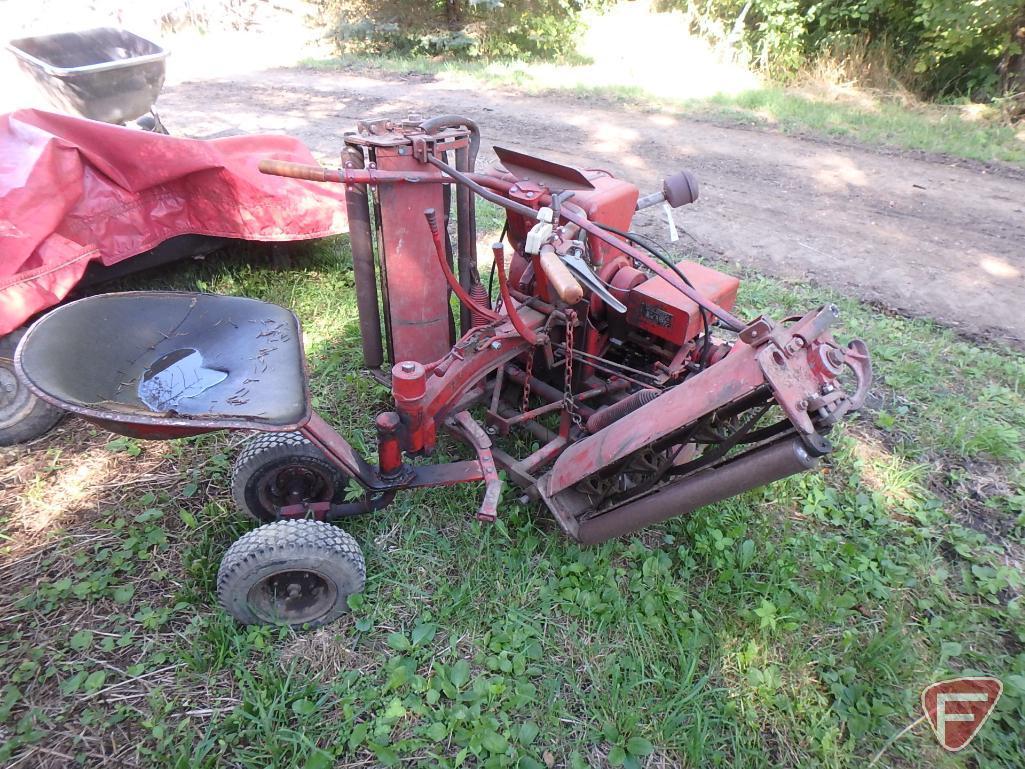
[563,311,583,429]
[521,346,535,415]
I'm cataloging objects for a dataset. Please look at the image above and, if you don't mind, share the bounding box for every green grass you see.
[1,235,1024,768]
[696,88,1025,166]
[303,54,1025,167]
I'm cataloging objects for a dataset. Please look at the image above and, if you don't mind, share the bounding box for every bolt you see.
[797,399,808,410]
[490,341,502,350]
[485,426,497,435]
[400,362,416,373]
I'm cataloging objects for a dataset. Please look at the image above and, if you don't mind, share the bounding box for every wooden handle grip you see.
[539,249,584,304]
[258,159,342,183]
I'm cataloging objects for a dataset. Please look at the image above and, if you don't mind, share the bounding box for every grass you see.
[302,53,1025,167]
[1,229,1025,768]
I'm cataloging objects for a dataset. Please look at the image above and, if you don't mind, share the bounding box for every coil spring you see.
[586,388,660,433]
[469,281,492,327]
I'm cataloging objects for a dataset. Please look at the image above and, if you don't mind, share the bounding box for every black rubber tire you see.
[231,432,349,522]
[0,329,64,446]
[216,519,365,627]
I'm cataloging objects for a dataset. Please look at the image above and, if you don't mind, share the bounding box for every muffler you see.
[575,438,820,544]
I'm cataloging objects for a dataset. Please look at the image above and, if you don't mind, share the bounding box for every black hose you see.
[488,221,508,306]
[418,115,481,170]
[595,222,712,366]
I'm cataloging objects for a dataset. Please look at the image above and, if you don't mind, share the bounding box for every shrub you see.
[318,0,586,60]
[661,0,1025,99]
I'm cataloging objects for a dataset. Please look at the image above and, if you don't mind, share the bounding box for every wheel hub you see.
[257,463,333,511]
[247,569,337,625]
[0,364,33,428]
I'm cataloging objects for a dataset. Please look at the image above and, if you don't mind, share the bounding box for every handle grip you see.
[258,159,343,183]
[539,247,584,304]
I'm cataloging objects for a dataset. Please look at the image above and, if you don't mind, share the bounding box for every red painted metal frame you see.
[372,150,452,364]
[301,409,496,498]
[391,318,539,454]
[258,145,869,535]
[258,159,745,331]
[543,304,867,496]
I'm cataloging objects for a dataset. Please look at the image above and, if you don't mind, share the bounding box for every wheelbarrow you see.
[7,27,168,131]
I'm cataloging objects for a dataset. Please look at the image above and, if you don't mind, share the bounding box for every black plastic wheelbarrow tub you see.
[7,27,168,124]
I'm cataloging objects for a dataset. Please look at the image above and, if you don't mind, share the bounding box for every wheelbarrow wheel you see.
[1,328,64,446]
[232,432,350,522]
[216,519,365,628]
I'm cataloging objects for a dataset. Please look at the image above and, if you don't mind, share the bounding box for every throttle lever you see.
[561,244,627,314]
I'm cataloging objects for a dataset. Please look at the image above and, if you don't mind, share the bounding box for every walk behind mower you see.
[14,115,872,627]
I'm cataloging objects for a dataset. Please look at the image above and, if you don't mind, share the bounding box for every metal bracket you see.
[278,501,331,521]
[411,137,430,163]
[739,316,774,347]
[447,411,503,522]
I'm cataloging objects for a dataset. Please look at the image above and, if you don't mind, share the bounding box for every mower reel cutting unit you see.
[15,115,872,628]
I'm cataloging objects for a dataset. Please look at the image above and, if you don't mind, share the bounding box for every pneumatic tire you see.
[216,519,365,628]
[0,329,65,446]
[231,432,349,522]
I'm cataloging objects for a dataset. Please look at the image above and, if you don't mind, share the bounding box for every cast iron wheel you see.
[231,432,349,522]
[216,519,365,627]
[0,329,64,446]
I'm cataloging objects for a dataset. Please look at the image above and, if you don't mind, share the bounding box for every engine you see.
[487,149,740,387]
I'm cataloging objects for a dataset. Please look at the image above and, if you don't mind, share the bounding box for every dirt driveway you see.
[161,68,1025,347]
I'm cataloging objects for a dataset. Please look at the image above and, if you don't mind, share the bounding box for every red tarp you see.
[0,109,348,336]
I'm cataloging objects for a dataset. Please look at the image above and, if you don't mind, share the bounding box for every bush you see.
[318,0,586,60]
[663,0,1025,99]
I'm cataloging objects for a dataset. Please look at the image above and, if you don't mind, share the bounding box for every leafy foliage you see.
[665,0,1024,98]
[317,0,587,60]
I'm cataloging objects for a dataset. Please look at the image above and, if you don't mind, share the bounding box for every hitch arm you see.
[447,411,503,522]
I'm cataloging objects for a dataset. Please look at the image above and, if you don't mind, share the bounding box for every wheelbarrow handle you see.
[258,159,344,183]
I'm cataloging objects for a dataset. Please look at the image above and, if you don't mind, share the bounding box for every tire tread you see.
[216,519,365,627]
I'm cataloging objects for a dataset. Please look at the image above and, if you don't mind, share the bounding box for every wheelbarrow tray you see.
[7,28,167,123]
[14,292,311,439]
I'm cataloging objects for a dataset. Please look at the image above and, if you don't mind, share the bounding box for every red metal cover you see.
[0,109,348,335]
[572,175,638,266]
[627,263,740,344]
[373,148,453,365]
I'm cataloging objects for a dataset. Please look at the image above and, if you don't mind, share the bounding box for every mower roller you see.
[14,115,872,628]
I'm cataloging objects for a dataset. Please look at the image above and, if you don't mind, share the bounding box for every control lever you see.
[561,243,627,314]
[635,169,699,211]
